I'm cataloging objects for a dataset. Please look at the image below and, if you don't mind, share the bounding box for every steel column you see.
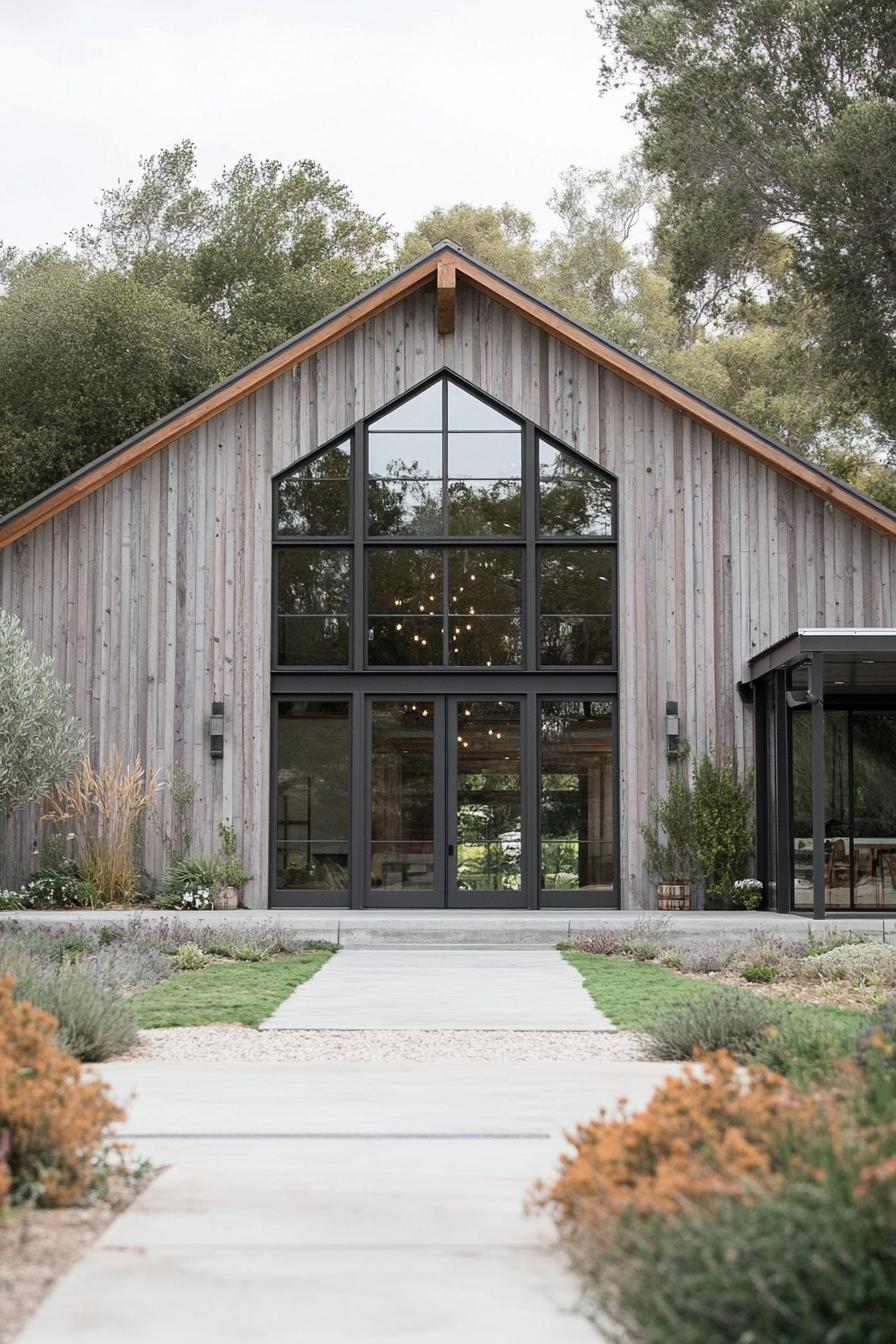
[809,652,826,920]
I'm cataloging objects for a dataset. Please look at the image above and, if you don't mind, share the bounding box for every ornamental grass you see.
[42,750,161,903]
[0,975,124,1207]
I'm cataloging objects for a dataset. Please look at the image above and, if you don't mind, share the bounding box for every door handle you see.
[448,844,455,857]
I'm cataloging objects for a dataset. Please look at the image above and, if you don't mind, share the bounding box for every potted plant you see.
[732,877,763,910]
[642,775,698,910]
[213,822,250,910]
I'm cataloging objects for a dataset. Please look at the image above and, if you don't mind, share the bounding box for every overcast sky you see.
[1,0,636,252]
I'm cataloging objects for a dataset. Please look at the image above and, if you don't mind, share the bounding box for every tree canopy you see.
[0,105,893,517]
[0,144,394,514]
[74,140,395,362]
[0,254,230,515]
[588,0,896,437]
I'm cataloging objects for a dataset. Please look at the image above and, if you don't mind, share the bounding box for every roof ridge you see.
[2,241,895,548]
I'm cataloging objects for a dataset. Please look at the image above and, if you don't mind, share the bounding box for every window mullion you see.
[442,379,449,663]
[525,421,538,670]
[353,422,366,670]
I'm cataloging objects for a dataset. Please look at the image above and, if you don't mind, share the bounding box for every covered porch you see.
[747,629,896,919]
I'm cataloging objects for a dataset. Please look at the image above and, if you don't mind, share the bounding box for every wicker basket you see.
[212,885,240,911]
[656,883,692,911]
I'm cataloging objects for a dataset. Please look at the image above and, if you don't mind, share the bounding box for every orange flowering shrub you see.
[0,974,124,1207]
[537,1038,896,1344]
[539,1051,843,1234]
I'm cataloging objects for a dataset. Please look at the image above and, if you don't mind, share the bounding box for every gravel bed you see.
[0,1175,154,1344]
[121,1025,648,1063]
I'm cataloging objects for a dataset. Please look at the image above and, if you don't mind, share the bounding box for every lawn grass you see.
[564,952,718,1028]
[131,950,334,1028]
[563,951,869,1036]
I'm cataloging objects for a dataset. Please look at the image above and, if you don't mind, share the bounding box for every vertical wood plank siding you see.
[3,286,896,905]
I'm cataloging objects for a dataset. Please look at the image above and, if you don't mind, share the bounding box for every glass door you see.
[790,707,896,912]
[362,692,616,909]
[448,698,525,909]
[367,698,445,908]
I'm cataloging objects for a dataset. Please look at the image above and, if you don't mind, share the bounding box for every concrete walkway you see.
[260,949,614,1030]
[17,1060,677,1343]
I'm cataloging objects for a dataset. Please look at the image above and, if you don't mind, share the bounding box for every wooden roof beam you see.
[436,258,456,334]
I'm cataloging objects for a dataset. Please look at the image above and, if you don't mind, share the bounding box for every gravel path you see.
[121,1025,648,1063]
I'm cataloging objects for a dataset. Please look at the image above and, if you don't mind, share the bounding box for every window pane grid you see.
[273,377,617,673]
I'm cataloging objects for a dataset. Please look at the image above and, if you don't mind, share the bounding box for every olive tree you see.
[0,610,88,817]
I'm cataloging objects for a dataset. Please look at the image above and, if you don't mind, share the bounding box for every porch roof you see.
[746,628,896,688]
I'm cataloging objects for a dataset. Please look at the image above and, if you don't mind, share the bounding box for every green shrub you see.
[580,1178,896,1344]
[853,999,896,1117]
[0,609,88,820]
[741,963,777,983]
[80,941,172,992]
[161,825,250,903]
[216,822,250,889]
[690,755,754,907]
[173,942,206,971]
[645,986,784,1060]
[231,943,271,963]
[678,939,736,973]
[0,945,136,1061]
[164,856,220,894]
[642,774,698,884]
[738,932,803,972]
[752,1011,860,1083]
[804,941,896,986]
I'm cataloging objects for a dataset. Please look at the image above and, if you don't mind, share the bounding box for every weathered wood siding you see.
[3,284,896,904]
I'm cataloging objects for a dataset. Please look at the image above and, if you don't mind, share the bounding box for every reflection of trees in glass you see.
[368,478,444,534]
[368,547,442,612]
[447,480,522,535]
[448,549,520,611]
[540,548,613,613]
[278,548,350,614]
[852,715,896,834]
[278,442,351,536]
[539,441,614,537]
[540,477,613,536]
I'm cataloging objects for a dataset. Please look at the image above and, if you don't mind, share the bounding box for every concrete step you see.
[2,908,894,946]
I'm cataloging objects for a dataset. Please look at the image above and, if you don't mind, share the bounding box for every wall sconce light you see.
[665,699,680,753]
[209,701,224,759]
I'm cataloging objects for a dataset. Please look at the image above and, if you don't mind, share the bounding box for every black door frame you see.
[269,676,619,909]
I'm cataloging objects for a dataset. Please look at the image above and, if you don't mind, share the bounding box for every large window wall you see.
[792,708,896,911]
[270,374,618,908]
[272,374,616,674]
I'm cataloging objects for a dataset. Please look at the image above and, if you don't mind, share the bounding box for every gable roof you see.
[2,241,895,548]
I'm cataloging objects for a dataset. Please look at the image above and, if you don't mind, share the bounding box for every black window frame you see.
[272,371,618,674]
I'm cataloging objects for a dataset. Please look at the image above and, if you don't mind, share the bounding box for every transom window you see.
[273,375,616,670]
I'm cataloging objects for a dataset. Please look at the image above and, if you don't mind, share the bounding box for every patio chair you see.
[825,837,849,890]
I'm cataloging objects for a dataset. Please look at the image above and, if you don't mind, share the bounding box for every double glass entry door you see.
[370,697,524,907]
[272,692,616,909]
